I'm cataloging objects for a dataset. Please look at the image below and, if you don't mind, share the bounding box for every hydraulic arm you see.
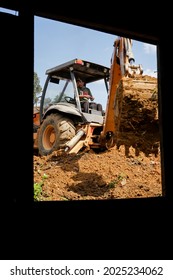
[100,37,143,146]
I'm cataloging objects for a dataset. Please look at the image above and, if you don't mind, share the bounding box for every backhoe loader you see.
[33,37,156,156]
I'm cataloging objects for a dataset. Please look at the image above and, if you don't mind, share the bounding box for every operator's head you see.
[76,78,84,87]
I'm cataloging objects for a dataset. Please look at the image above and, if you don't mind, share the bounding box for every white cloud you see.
[143,69,157,78]
[143,43,156,54]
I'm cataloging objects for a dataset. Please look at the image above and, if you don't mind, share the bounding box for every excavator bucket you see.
[114,75,158,156]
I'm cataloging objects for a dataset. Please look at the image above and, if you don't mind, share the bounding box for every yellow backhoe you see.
[33,37,156,156]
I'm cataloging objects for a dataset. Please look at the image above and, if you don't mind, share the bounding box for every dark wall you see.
[1,12,34,204]
[0,2,172,259]
[0,1,161,42]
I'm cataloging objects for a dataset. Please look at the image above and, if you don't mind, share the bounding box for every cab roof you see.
[46,58,110,84]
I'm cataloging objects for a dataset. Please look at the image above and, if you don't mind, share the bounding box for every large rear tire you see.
[38,113,76,156]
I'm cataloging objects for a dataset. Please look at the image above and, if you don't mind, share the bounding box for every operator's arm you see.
[79,87,94,101]
[87,88,94,101]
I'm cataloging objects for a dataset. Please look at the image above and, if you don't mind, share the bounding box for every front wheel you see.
[38,113,76,156]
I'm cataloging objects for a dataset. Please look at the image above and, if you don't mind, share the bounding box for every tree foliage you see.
[34,72,42,104]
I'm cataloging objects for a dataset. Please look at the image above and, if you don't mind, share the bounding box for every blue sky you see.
[0,8,157,109]
[34,16,157,108]
[34,16,157,84]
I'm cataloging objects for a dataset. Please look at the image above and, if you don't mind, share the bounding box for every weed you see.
[108,172,127,188]
[34,173,49,201]
[34,182,43,201]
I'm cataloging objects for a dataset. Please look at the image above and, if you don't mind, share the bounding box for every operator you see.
[76,78,103,114]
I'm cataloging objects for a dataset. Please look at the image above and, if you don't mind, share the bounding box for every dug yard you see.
[34,75,162,201]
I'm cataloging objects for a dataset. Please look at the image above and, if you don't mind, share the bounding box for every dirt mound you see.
[34,75,162,201]
[116,75,159,156]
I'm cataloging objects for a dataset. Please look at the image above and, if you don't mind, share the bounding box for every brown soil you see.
[34,75,162,201]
